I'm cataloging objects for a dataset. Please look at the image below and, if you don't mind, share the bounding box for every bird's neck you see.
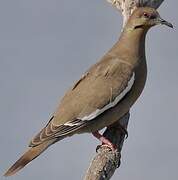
[112,27,148,67]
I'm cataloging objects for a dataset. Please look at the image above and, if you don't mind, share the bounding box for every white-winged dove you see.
[4,7,173,176]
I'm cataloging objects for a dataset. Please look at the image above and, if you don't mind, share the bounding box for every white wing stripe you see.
[63,119,83,126]
[64,122,81,126]
[81,73,135,121]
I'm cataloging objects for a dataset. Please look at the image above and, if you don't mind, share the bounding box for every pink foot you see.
[92,131,116,151]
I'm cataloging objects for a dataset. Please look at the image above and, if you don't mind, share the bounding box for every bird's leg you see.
[92,131,116,151]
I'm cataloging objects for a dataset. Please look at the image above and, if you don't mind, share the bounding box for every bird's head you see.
[127,7,173,30]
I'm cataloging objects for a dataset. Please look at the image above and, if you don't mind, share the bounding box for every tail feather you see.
[4,139,56,177]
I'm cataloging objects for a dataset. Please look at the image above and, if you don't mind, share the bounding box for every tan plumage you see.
[4,7,173,177]
[4,139,56,176]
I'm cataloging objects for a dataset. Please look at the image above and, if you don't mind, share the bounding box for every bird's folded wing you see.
[30,58,135,147]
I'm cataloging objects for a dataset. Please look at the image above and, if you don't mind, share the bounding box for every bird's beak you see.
[157,17,173,28]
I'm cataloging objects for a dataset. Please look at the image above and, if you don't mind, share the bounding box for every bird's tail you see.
[4,139,56,177]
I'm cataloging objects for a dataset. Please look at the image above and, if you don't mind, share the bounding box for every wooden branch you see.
[84,113,130,180]
[84,1,164,180]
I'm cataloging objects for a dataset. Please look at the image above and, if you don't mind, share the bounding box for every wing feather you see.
[29,118,87,147]
[30,58,135,147]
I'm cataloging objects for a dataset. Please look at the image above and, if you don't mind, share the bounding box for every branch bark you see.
[84,1,164,180]
[84,113,130,180]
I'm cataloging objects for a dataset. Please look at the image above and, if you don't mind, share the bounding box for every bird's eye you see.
[143,13,150,18]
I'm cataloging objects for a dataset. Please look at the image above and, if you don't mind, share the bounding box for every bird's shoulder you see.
[72,54,134,90]
[53,54,134,121]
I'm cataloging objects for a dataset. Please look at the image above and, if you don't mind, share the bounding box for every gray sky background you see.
[0,0,177,179]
